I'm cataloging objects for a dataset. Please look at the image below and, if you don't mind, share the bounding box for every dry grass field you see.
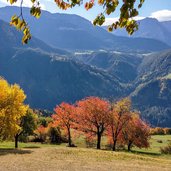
[0,147,171,171]
[0,135,171,171]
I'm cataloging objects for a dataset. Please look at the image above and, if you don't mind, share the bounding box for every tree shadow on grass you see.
[0,148,33,156]
[23,146,40,149]
[101,148,161,157]
[131,150,161,156]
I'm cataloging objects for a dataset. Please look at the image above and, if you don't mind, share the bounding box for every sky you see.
[0,0,171,25]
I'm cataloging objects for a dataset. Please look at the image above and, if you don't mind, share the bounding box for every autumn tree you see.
[121,112,150,151]
[76,97,110,149]
[6,0,145,43]
[0,78,28,148]
[52,102,76,147]
[107,98,132,151]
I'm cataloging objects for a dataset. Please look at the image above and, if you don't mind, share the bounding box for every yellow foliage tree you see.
[0,78,28,148]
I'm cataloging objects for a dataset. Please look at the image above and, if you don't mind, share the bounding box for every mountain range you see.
[105,17,171,46]
[0,19,123,110]
[0,6,169,52]
[0,7,171,127]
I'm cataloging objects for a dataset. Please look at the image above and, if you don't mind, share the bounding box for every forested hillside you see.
[0,9,171,127]
[0,20,123,109]
[72,49,171,126]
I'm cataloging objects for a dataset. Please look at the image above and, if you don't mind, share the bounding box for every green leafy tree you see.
[17,109,38,143]
[38,116,53,127]
[5,0,145,43]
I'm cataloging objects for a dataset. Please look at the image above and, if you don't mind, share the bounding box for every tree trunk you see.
[112,139,117,151]
[15,134,19,149]
[97,132,102,149]
[68,128,72,147]
[128,141,132,152]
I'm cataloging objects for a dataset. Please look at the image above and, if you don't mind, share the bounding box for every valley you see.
[0,7,171,127]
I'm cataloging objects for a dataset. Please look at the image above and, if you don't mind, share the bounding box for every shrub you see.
[160,143,171,154]
[85,138,96,148]
[105,144,113,150]
[34,125,68,144]
[150,127,171,135]
[48,127,62,144]
[157,140,163,143]
[163,128,171,135]
[150,127,165,135]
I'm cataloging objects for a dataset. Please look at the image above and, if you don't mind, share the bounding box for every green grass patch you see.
[1,135,171,158]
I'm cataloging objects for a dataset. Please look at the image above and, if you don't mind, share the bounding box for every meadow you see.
[0,135,171,171]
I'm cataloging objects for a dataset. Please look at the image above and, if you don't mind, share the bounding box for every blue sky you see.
[0,0,171,24]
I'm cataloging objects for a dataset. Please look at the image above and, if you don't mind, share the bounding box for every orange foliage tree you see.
[107,98,132,151]
[121,112,150,151]
[52,102,76,147]
[76,97,110,149]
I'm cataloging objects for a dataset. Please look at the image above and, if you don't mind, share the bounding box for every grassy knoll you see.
[133,135,171,156]
[0,135,171,171]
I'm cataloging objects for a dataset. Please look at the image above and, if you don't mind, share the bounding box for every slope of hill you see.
[0,6,169,52]
[0,19,69,56]
[74,51,142,83]
[1,48,124,109]
[107,18,171,46]
[162,20,171,34]
[73,49,171,127]
[131,50,171,127]
[0,20,124,109]
[137,50,171,84]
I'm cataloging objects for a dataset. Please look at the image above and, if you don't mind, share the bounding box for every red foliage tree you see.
[53,102,76,147]
[76,97,110,149]
[121,113,150,151]
[107,98,132,151]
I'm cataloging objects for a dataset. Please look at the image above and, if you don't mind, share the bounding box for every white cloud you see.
[133,16,146,21]
[103,9,171,26]
[150,10,171,21]
[103,16,145,26]
[0,0,46,10]
[103,17,119,26]
[0,0,32,7]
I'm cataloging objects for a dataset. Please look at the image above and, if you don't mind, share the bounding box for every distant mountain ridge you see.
[0,19,70,56]
[105,17,171,46]
[0,6,170,52]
